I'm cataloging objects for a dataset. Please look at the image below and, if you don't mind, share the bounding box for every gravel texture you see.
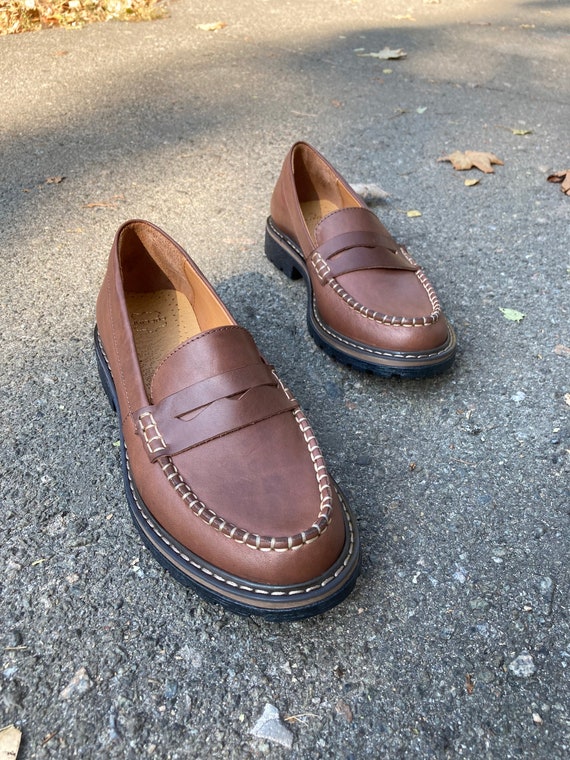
[1,0,569,757]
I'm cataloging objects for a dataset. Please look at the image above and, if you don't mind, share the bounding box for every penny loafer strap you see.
[135,363,298,461]
[310,230,418,284]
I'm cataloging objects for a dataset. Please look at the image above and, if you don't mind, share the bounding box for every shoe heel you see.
[265,222,302,280]
[94,327,118,413]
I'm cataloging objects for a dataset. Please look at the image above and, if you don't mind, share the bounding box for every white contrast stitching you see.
[310,251,331,282]
[138,411,167,455]
[311,299,453,361]
[268,218,441,326]
[122,447,355,597]
[131,364,334,550]
[151,400,334,551]
[97,328,357,597]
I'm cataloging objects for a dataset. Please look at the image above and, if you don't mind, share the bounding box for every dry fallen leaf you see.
[196,21,226,31]
[497,124,533,136]
[547,170,570,196]
[84,194,124,209]
[499,307,525,322]
[438,150,504,173]
[359,47,407,60]
[464,178,480,187]
[406,209,422,218]
[45,176,65,184]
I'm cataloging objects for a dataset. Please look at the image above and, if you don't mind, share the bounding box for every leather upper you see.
[270,142,451,353]
[96,220,346,586]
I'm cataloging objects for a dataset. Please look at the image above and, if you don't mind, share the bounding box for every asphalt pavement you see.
[1,0,569,757]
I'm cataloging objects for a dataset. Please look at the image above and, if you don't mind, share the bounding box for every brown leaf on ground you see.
[45,176,65,184]
[84,194,125,209]
[1,0,167,35]
[547,170,570,195]
[438,150,504,173]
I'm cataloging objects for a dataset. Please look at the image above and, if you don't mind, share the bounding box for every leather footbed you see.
[125,290,200,396]
[301,199,338,237]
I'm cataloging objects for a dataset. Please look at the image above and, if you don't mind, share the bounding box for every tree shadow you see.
[1,7,567,260]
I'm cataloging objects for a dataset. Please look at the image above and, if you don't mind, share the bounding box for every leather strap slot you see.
[135,364,298,461]
[314,230,399,260]
[311,231,418,284]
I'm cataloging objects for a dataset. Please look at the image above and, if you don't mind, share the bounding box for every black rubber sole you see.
[265,217,457,378]
[94,327,361,621]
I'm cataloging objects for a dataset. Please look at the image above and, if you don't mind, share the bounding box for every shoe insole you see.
[126,289,201,395]
[301,199,339,238]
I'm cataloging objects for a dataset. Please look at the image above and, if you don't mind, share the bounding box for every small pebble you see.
[0,725,21,757]
[508,652,536,678]
[7,630,23,647]
[335,698,353,722]
[60,666,94,700]
[251,703,293,750]
[538,576,554,599]
[164,679,178,700]
[476,668,495,684]
[324,380,343,400]
[453,567,467,583]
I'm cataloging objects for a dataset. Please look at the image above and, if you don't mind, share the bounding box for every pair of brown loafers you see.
[95,142,456,620]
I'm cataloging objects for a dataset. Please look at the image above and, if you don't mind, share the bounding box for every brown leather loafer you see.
[265,142,456,377]
[95,220,360,619]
